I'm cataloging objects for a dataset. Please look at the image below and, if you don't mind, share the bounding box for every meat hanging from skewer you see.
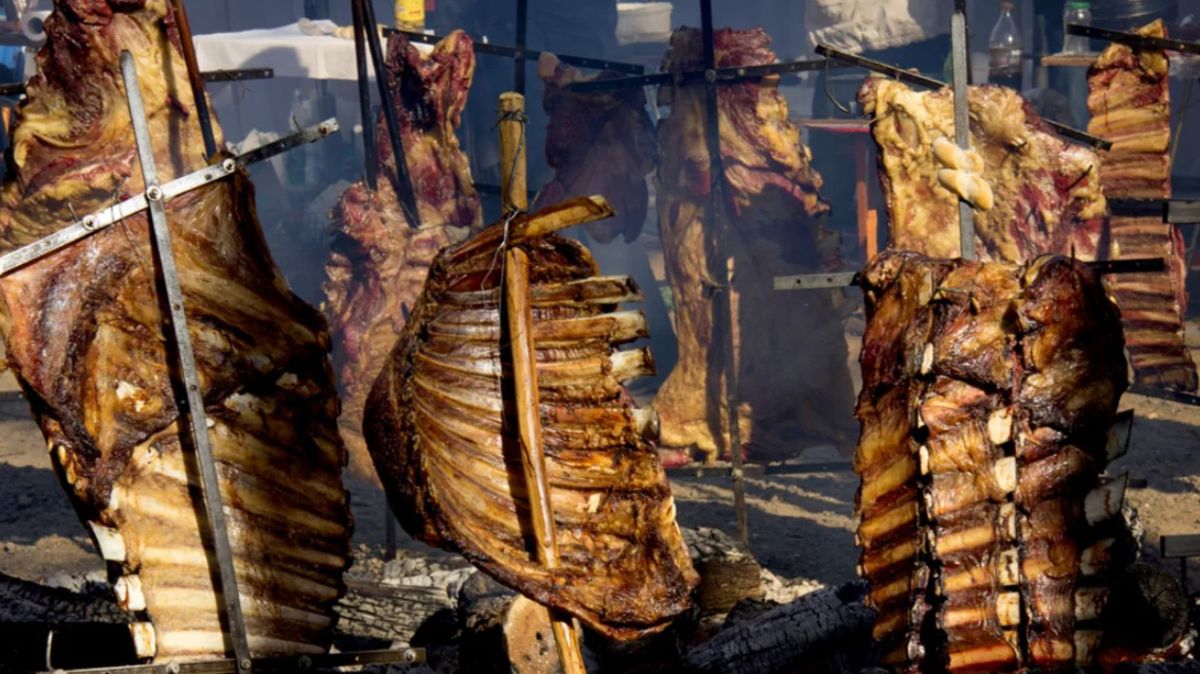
[858,78,1108,262]
[855,251,1131,672]
[533,52,656,244]
[363,197,698,640]
[323,30,482,482]
[861,67,1196,392]
[0,0,350,660]
[1087,20,1196,392]
[653,26,854,462]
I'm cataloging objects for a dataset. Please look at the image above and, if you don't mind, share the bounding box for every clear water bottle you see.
[989,1,1023,84]
[1062,1,1093,53]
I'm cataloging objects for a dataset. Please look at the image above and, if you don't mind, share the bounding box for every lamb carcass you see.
[1087,20,1196,391]
[323,30,482,482]
[0,0,350,660]
[533,52,656,244]
[856,250,1133,671]
[363,197,698,639]
[653,26,854,461]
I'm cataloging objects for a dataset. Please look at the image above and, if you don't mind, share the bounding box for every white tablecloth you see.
[195,21,431,81]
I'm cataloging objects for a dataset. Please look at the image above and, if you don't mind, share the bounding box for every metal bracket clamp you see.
[0,118,338,278]
[1108,198,1200,224]
[119,50,253,672]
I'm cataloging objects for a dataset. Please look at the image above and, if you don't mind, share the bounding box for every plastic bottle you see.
[989,1,1023,81]
[395,0,425,31]
[1062,1,1093,53]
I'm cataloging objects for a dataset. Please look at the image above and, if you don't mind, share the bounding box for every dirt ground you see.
[1,325,1197,598]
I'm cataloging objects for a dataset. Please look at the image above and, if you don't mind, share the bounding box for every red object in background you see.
[426,0,435,10]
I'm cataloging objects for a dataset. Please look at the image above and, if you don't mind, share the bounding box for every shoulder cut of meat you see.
[0,0,351,660]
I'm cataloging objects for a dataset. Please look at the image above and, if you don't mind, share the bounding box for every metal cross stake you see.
[695,0,750,546]
[119,50,253,673]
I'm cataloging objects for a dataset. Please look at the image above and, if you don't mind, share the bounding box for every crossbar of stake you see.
[775,258,1167,291]
[0,118,338,278]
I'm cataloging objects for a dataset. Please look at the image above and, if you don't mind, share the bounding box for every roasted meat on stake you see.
[1087,20,1196,391]
[364,197,698,639]
[856,251,1129,672]
[0,0,350,660]
[653,26,854,461]
[534,53,656,244]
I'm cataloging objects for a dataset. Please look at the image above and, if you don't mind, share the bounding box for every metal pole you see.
[119,51,253,673]
[169,0,218,160]
[357,0,423,229]
[698,0,749,545]
[951,0,976,260]
[351,0,379,190]
[514,0,528,94]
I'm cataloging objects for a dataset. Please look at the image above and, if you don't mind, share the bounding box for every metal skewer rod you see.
[356,0,422,229]
[497,91,587,674]
[774,258,1167,291]
[351,0,379,190]
[168,0,218,160]
[950,0,976,259]
[696,0,749,546]
[514,0,528,94]
[813,43,1111,151]
[385,28,645,75]
[1067,23,1200,55]
[119,50,252,672]
[565,58,842,93]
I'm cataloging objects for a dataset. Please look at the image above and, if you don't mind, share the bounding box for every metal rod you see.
[514,0,528,94]
[386,28,645,74]
[35,647,424,674]
[1108,197,1200,224]
[169,0,218,160]
[696,0,749,546]
[120,50,252,673]
[565,58,840,93]
[951,0,975,259]
[201,68,274,83]
[813,43,1112,151]
[358,0,422,229]
[0,118,338,278]
[774,258,1167,291]
[0,69,273,100]
[351,0,378,191]
[1067,23,1200,56]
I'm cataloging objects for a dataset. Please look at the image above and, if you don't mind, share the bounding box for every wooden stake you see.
[499,92,529,213]
[498,91,588,674]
